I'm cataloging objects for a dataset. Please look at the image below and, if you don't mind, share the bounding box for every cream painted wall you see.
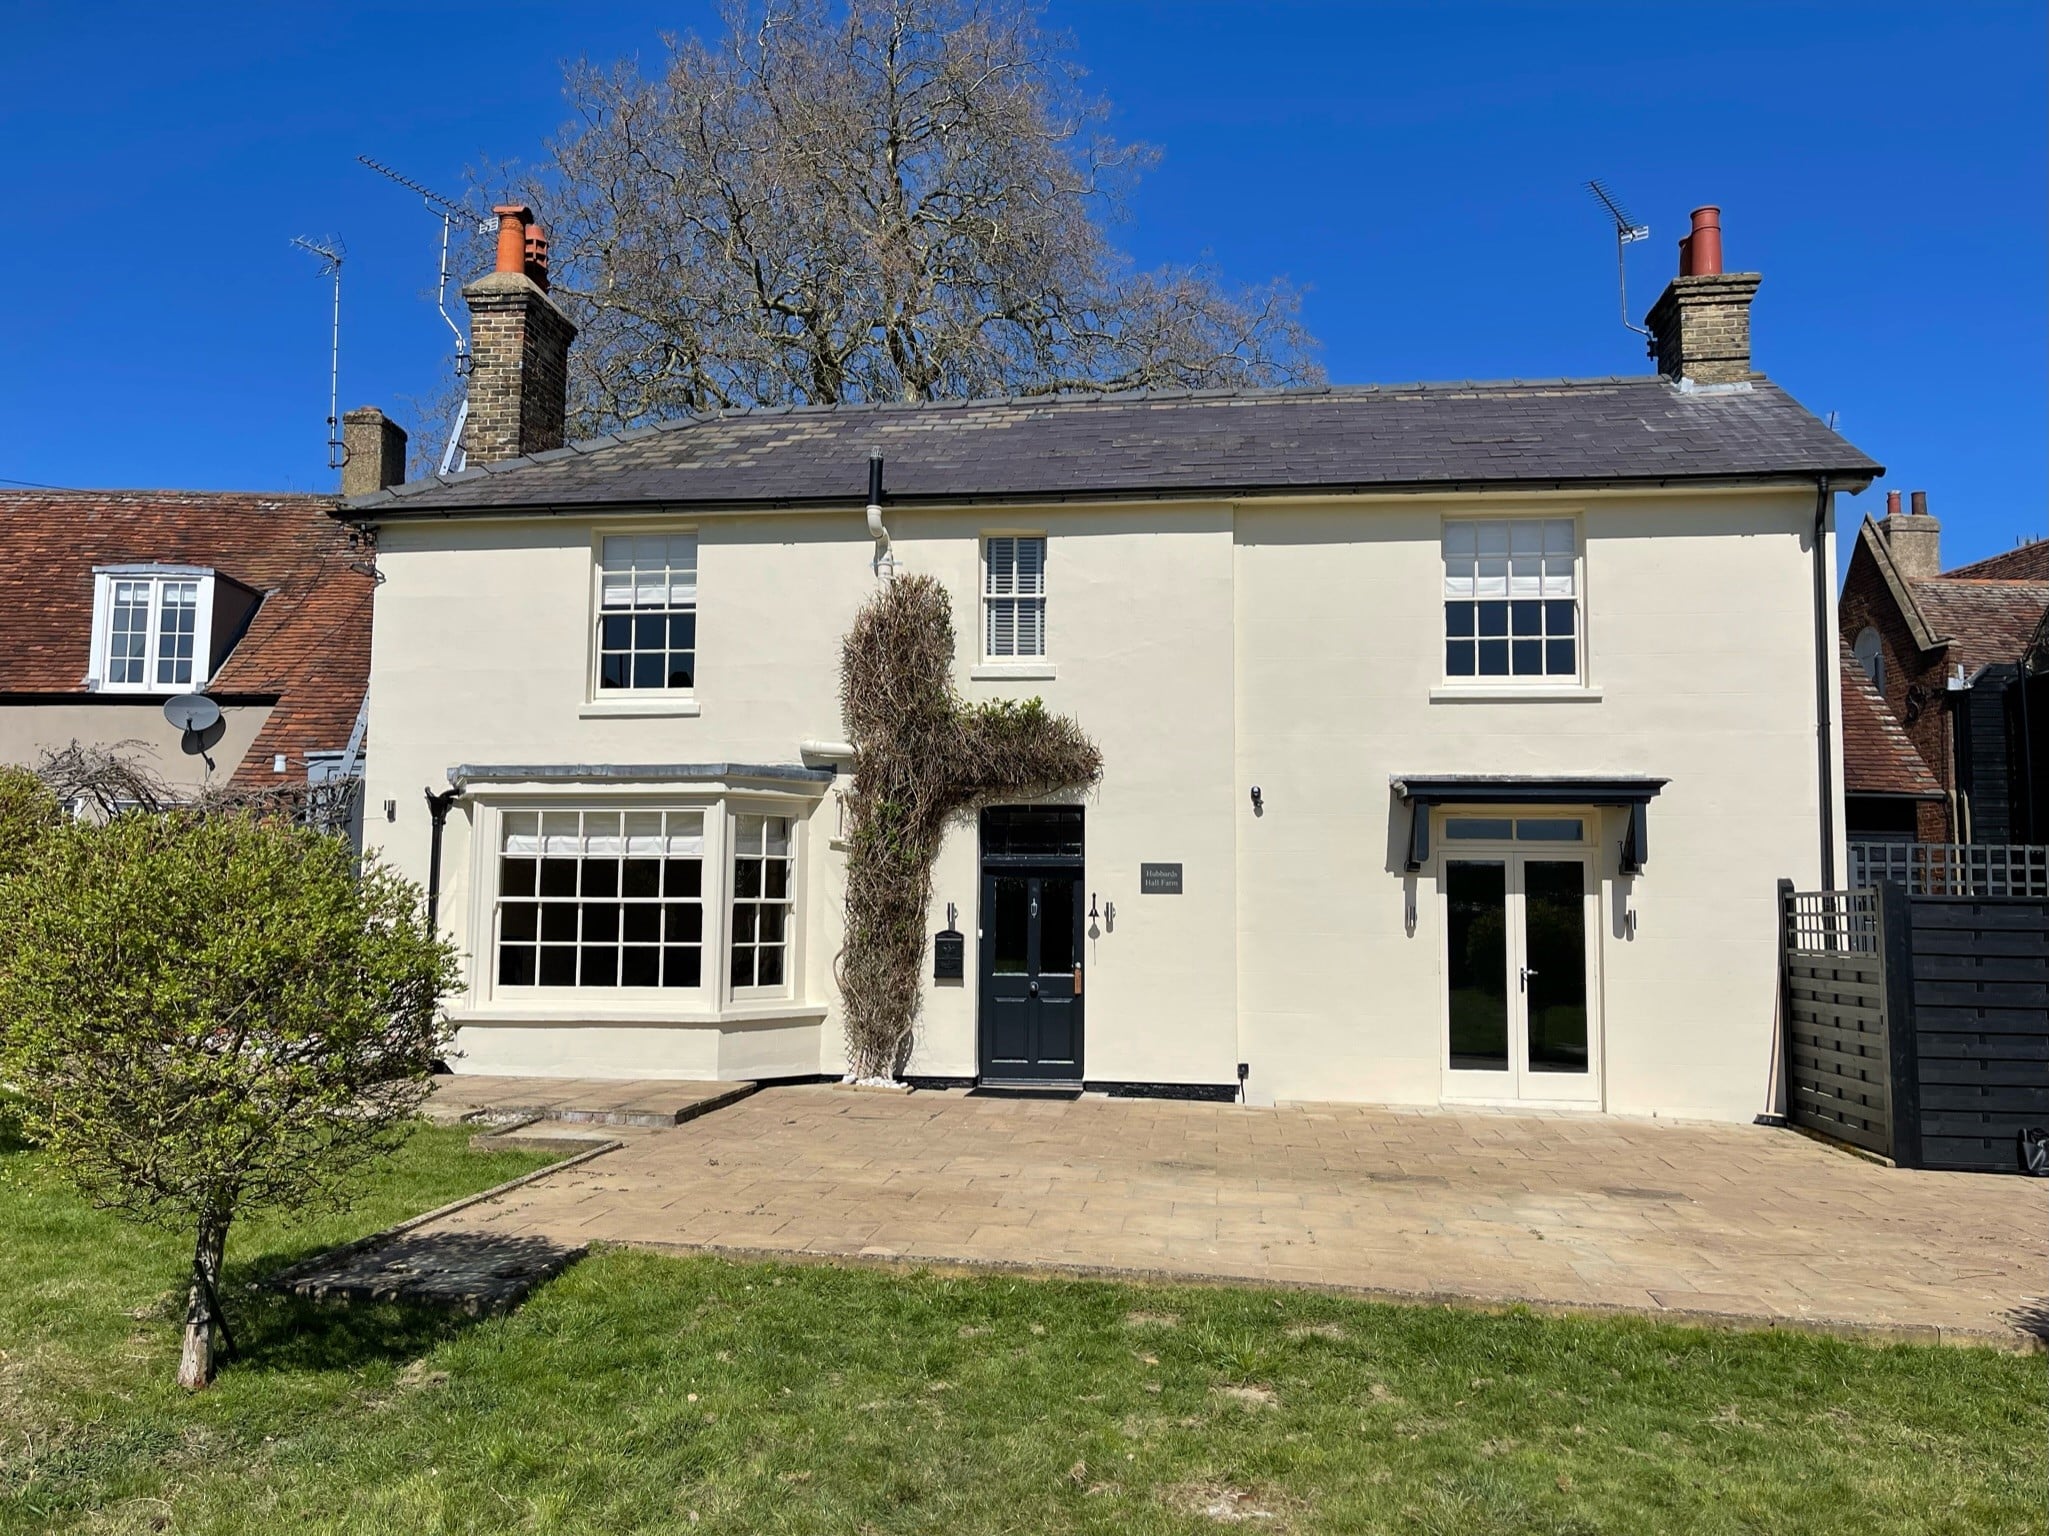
[0,700,274,793]
[361,484,1837,1118]
[1232,490,1830,1120]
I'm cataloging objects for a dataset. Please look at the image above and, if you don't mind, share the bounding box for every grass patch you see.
[2,1129,2041,1534]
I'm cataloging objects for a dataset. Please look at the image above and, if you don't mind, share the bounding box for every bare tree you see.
[507,0,1320,434]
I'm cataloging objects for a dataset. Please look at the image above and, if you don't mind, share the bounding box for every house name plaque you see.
[1139,863,1184,895]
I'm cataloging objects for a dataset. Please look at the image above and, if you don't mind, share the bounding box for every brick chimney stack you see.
[1880,488,1942,579]
[340,407,408,497]
[1644,206,1762,386]
[461,204,577,466]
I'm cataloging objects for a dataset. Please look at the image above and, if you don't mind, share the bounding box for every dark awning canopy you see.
[1391,775,1669,875]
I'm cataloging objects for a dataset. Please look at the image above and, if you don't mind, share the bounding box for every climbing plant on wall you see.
[837,574,1102,1081]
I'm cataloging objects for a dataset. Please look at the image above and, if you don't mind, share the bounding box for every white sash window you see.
[597,534,698,692]
[1443,519,1579,681]
[984,536,1047,659]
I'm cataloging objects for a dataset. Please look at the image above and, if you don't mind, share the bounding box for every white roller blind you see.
[601,533,698,609]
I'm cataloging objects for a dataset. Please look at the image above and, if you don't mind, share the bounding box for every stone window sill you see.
[1429,685,1603,704]
[971,662,1058,681]
[457,1001,826,1027]
[579,697,702,719]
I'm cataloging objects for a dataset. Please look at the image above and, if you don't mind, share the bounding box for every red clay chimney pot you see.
[523,224,551,290]
[1677,234,1694,277]
[492,204,535,276]
[1910,490,1929,518]
[1688,206,1723,276]
[1886,490,1902,517]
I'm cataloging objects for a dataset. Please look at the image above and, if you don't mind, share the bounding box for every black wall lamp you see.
[1249,785,1263,813]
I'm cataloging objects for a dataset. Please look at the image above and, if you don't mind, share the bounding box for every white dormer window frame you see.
[87,565,217,694]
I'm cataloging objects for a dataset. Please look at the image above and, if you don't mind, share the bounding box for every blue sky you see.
[2,0,2041,568]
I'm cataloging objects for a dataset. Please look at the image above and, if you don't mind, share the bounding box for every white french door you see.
[1439,831,1600,1105]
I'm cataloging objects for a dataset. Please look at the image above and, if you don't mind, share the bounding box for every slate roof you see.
[1911,578,2049,677]
[0,490,371,788]
[343,375,1880,518]
[1839,638,1939,798]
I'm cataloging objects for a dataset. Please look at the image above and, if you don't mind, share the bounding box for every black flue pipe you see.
[868,451,883,504]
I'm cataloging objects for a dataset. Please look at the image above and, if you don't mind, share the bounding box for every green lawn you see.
[2,1124,2040,1535]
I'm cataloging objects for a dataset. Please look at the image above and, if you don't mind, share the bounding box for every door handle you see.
[1520,966,1538,991]
[1029,981,1039,997]
[1073,965,1083,996]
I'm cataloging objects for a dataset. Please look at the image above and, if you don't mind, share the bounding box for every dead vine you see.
[835,575,1101,1080]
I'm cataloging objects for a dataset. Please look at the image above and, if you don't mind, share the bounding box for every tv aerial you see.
[291,236,346,471]
[359,156,494,474]
[1584,179,1651,340]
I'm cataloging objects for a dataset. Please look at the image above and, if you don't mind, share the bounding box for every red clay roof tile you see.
[0,489,370,788]
[1839,638,1940,798]
[1910,577,2049,678]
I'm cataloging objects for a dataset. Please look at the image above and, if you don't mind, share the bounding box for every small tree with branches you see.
[837,573,1101,1079]
[0,811,458,1389]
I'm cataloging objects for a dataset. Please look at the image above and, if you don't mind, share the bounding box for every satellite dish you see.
[163,694,222,733]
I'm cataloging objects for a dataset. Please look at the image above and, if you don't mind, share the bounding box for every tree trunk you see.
[177,1213,229,1391]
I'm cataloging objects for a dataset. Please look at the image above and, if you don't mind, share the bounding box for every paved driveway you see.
[426,1085,2047,1347]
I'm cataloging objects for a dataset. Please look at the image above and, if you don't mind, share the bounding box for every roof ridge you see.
[1915,575,2049,588]
[0,487,328,503]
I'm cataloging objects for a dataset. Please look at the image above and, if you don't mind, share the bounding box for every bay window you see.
[489,800,802,1005]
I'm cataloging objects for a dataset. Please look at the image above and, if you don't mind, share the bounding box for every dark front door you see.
[978,807,1084,1082]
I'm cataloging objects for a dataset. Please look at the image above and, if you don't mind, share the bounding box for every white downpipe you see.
[865,451,896,577]
[868,501,896,576]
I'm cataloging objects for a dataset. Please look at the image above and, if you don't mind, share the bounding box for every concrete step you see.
[428,1076,760,1129]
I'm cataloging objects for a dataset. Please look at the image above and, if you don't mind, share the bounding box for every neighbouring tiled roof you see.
[343,375,1881,517]
[0,490,371,787]
[1911,577,2049,677]
[1839,638,1939,798]
[1946,541,2049,581]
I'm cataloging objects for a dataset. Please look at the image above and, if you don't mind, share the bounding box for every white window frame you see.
[87,565,216,694]
[590,529,699,701]
[728,806,798,1000]
[490,805,713,999]
[1440,517,1584,687]
[982,534,1048,661]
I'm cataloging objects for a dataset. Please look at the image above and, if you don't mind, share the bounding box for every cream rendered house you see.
[344,205,1878,1123]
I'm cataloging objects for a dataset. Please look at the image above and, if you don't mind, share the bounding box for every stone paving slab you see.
[416,1085,2049,1349]
[426,1074,758,1128]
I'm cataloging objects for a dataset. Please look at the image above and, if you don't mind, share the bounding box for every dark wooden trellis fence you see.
[1779,876,2049,1172]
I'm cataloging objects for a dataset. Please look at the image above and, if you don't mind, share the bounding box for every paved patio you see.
[416,1084,2049,1348]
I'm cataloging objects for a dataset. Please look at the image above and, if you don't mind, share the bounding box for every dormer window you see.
[88,566,257,694]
